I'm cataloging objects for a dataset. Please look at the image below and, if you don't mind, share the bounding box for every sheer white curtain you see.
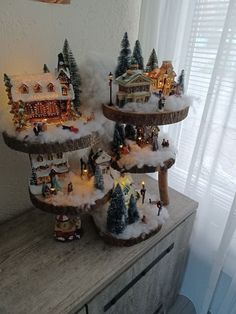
[139,1,236,313]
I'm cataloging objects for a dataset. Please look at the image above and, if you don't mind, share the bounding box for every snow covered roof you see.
[95,151,111,164]
[9,72,74,102]
[116,70,152,87]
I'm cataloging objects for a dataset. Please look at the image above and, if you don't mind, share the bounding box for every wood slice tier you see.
[111,158,175,173]
[29,189,112,216]
[92,218,162,247]
[2,131,99,154]
[103,104,189,125]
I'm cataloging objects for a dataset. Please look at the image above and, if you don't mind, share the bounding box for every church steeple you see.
[57,53,67,72]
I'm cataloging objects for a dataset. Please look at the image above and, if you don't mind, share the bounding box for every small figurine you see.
[67,182,73,194]
[158,96,165,110]
[62,125,79,134]
[140,181,146,204]
[161,139,169,148]
[157,200,163,216]
[54,215,82,242]
[49,169,61,192]
[141,215,147,224]
[42,182,50,198]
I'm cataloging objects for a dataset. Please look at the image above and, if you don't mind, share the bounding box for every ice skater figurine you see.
[140,181,146,204]
[157,200,163,216]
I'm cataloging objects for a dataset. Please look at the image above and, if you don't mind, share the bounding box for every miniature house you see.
[116,65,152,107]
[30,152,69,188]
[146,61,176,96]
[4,53,74,129]
[95,150,111,174]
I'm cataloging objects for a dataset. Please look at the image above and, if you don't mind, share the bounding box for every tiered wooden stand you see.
[102,104,189,205]
[2,130,111,241]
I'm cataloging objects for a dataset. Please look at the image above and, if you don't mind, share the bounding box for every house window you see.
[48,154,53,160]
[33,83,42,93]
[47,83,55,92]
[57,152,63,159]
[19,84,29,94]
[61,86,68,96]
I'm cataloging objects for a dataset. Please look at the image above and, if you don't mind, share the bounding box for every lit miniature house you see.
[4,53,75,130]
[30,152,69,193]
[116,63,153,107]
[146,60,176,96]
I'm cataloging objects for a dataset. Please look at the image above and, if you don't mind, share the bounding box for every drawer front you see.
[87,214,195,314]
[74,306,87,314]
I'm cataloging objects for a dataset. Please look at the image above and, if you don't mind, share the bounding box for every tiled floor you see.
[167,295,196,314]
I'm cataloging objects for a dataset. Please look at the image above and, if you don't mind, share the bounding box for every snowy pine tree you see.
[177,69,185,93]
[132,40,144,70]
[128,194,139,224]
[115,32,131,78]
[112,123,125,151]
[4,73,12,90]
[107,184,127,234]
[94,165,104,191]
[146,49,158,72]
[125,124,136,140]
[43,64,50,73]
[63,39,81,112]
[152,135,158,151]
[30,168,37,185]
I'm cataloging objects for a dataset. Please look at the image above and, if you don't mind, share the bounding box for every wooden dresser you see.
[0,176,197,314]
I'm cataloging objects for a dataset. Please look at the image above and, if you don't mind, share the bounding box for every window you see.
[47,83,55,92]
[19,84,29,94]
[33,83,42,93]
[61,86,68,96]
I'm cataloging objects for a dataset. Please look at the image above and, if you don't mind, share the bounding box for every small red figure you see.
[156,200,163,216]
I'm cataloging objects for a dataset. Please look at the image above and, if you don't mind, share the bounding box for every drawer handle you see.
[103,243,174,312]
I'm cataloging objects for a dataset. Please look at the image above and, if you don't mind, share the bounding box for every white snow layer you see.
[30,171,114,208]
[117,137,176,170]
[92,189,169,240]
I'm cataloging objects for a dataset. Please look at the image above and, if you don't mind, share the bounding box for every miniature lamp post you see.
[108,72,113,106]
[140,181,146,204]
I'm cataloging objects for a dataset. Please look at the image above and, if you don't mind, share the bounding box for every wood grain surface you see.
[0,175,198,314]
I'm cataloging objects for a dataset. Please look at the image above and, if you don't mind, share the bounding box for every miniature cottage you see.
[95,150,111,174]
[4,54,75,130]
[30,152,69,193]
[116,64,152,107]
[146,61,176,96]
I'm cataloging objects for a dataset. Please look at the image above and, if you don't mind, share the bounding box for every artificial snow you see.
[117,137,176,170]
[29,171,114,208]
[92,189,169,240]
[118,94,192,113]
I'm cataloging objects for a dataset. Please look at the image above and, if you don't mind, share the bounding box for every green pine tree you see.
[63,39,82,112]
[146,49,158,72]
[128,194,139,224]
[132,40,144,70]
[115,32,131,78]
[177,69,185,93]
[107,184,127,234]
[43,64,50,73]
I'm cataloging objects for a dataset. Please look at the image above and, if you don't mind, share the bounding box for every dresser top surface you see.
[0,175,197,314]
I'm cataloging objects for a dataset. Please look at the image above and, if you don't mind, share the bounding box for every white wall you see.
[0,0,142,222]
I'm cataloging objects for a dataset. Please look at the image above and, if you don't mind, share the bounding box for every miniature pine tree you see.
[128,194,139,224]
[63,39,81,112]
[132,40,144,70]
[43,64,50,73]
[4,73,12,90]
[146,49,158,72]
[107,184,127,234]
[115,32,131,78]
[94,165,104,191]
[112,128,123,152]
[125,124,136,140]
[116,123,125,143]
[88,149,95,176]
[30,168,37,185]
[177,69,185,93]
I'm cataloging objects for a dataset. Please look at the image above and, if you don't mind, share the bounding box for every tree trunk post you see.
[158,168,169,206]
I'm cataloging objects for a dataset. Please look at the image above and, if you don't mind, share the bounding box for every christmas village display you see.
[2,33,189,245]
